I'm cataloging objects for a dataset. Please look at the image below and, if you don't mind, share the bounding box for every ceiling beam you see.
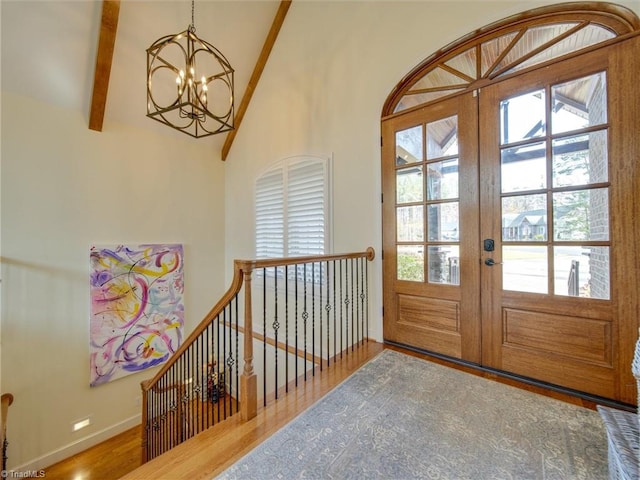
[221,0,292,161]
[89,0,120,132]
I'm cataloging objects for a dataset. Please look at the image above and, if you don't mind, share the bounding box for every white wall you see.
[223,0,640,342]
[1,92,226,469]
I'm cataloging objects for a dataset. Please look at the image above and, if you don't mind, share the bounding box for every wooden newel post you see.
[140,380,150,464]
[240,263,258,421]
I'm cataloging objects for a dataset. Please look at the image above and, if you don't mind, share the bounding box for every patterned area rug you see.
[217,349,608,479]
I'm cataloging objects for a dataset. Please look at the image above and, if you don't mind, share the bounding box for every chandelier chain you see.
[189,0,196,33]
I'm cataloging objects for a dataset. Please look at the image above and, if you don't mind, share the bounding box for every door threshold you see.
[384,339,635,412]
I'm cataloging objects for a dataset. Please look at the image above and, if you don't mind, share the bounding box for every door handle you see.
[484,258,503,266]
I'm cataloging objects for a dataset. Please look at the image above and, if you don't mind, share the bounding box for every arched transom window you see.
[383,3,639,116]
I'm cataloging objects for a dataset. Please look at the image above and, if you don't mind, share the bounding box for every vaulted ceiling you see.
[1,0,289,157]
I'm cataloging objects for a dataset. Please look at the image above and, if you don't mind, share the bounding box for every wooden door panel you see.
[398,295,460,333]
[502,308,612,366]
[393,294,462,358]
[500,347,615,399]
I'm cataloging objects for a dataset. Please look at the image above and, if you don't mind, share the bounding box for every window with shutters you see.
[255,155,331,261]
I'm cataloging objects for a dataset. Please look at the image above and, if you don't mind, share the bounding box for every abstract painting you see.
[90,244,184,386]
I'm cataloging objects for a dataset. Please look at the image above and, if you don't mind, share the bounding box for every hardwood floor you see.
[42,341,599,480]
[43,425,141,480]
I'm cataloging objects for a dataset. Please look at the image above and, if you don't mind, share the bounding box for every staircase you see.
[140,248,375,462]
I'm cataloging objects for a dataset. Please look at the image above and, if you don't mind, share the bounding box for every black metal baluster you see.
[152,379,157,458]
[350,258,355,351]
[319,261,323,371]
[325,260,331,368]
[165,373,169,454]
[263,267,267,406]
[356,257,361,345]
[312,261,316,376]
[170,368,175,450]
[155,377,160,457]
[219,310,224,418]
[274,266,279,399]
[164,368,169,453]
[181,351,186,442]
[345,259,350,352]
[166,372,170,454]
[205,322,210,429]
[154,381,158,458]
[235,293,239,414]
[197,334,202,434]
[366,257,369,342]
[285,265,289,393]
[303,262,308,381]
[295,264,299,387]
[361,257,367,344]
[221,310,225,422]
[339,259,344,358]
[228,306,232,418]
[187,346,192,439]
[333,260,337,364]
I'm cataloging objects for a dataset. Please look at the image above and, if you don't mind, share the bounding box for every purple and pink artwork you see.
[89,244,184,386]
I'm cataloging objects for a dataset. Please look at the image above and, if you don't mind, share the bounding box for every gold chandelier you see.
[146,0,234,138]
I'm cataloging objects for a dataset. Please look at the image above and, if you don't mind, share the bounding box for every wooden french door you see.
[382,92,482,363]
[382,35,640,403]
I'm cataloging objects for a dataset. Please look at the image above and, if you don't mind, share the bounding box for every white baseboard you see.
[13,414,141,473]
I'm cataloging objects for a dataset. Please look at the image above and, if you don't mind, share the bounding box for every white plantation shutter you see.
[255,156,330,259]
[255,169,284,259]
[287,159,326,256]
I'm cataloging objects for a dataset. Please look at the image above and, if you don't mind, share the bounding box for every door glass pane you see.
[503,246,548,294]
[551,72,607,134]
[500,89,545,144]
[397,206,423,241]
[428,245,460,285]
[396,166,423,203]
[398,245,424,282]
[501,142,546,193]
[396,126,423,165]
[427,203,459,241]
[427,159,459,200]
[502,194,547,241]
[426,115,458,159]
[554,246,610,299]
[553,188,609,241]
[552,131,608,187]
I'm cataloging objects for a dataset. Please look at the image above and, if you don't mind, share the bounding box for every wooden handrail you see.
[240,247,375,271]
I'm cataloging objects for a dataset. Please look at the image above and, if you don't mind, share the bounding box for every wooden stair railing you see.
[2,393,14,472]
[140,248,375,463]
